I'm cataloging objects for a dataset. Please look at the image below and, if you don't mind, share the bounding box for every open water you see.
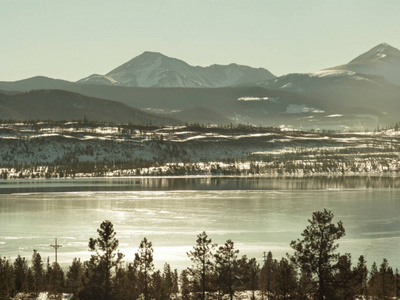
[1,176,400,270]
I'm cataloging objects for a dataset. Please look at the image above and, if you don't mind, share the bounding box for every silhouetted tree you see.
[135,237,154,300]
[65,258,83,295]
[187,231,215,300]
[368,262,379,298]
[47,262,65,297]
[13,255,28,293]
[87,220,124,300]
[214,239,239,300]
[180,269,191,300]
[290,209,345,300]
[371,258,395,299]
[260,251,276,299]
[32,250,44,293]
[353,255,368,299]
[152,270,167,300]
[236,255,259,299]
[296,268,313,300]
[335,254,354,300]
[275,257,297,300]
[0,257,15,299]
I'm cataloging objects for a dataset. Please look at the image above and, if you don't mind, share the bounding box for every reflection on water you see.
[1,175,400,194]
[0,176,400,270]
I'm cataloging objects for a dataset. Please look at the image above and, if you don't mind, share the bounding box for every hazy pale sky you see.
[1,0,400,81]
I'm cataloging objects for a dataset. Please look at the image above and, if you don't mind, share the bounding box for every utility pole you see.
[50,238,62,264]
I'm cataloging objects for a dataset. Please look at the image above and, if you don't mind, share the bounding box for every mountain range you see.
[1,43,400,129]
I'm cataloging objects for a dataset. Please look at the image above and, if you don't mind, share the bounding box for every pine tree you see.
[88,220,124,300]
[152,270,167,300]
[290,209,345,300]
[187,231,216,300]
[335,254,355,300]
[368,262,379,297]
[31,250,44,293]
[172,268,180,294]
[162,263,174,297]
[395,268,400,299]
[260,251,276,299]
[214,239,239,300]
[275,257,297,300]
[13,255,28,293]
[296,268,313,300]
[180,269,191,300]
[135,237,154,300]
[353,255,368,299]
[235,255,259,299]
[48,262,65,297]
[0,257,15,299]
[377,258,395,299]
[65,258,83,295]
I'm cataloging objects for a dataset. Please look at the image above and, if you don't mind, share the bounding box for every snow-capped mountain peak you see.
[323,43,400,85]
[78,52,275,88]
[349,43,400,64]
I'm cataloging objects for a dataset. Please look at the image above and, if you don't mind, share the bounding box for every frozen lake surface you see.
[1,176,400,270]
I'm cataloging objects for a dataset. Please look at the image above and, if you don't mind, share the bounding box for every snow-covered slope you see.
[324,43,400,85]
[78,52,276,88]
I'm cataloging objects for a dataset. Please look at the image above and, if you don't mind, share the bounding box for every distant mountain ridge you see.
[78,51,276,88]
[0,90,181,125]
[1,43,400,129]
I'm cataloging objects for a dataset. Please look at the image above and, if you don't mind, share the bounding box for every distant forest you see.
[2,120,400,179]
[1,210,399,300]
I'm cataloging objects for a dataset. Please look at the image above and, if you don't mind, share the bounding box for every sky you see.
[1,0,400,81]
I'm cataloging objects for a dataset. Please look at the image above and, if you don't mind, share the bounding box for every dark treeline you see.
[1,210,400,299]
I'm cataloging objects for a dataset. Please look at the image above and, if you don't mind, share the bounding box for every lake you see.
[1,176,400,270]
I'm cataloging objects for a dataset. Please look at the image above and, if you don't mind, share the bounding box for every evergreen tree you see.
[135,237,154,300]
[31,250,44,293]
[162,263,175,297]
[214,239,239,300]
[180,269,191,300]
[334,254,354,300]
[26,267,35,295]
[275,257,297,300]
[13,255,28,293]
[87,220,124,300]
[79,256,103,299]
[247,258,260,300]
[235,255,259,299]
[0,256,15,299]
[260,251,276,299]
[296,268,313,300]
[353,255,368,299]
[152,270,168,300]
[187,231,216,300]
[47,262,65,297]
[368,262,379,297]
[290,209,345,300]
[395,268,400,300]
[377,258,395,299]
[65,258,83,295]
[114,260,140,300]
[172,268,180,294]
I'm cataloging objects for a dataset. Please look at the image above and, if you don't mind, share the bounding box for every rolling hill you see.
[0,90,181,125]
